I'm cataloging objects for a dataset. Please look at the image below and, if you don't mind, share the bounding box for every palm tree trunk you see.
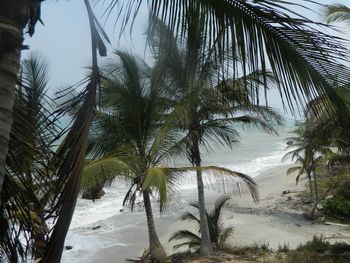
[143,189,167,263]
[192,139,213,256]
[307,172,313,201]
[311,172,319,220]
[0,18,23,205]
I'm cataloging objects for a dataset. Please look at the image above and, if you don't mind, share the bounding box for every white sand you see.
[62,164,350,263]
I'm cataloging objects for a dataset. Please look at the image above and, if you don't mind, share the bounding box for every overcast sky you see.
[25,0,350,117]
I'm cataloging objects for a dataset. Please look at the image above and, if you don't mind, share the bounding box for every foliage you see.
[325,4,350,25]
[296,236,331,253]
[324,195,350,219]
[0,53,60,261]
[286,251,323,263]
[286,236,350,263]
[169,196,234,250]
[113,0,350,117]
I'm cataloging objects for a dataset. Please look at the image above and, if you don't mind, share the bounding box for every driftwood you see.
[325,221,350,228]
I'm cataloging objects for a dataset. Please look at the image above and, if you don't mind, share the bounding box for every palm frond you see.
[81,157,131,192]
[142,167,169,204]
[180,211,200,226]
[168,230,201,250]
[286,166,302,176]
[218,226,234,248]
[325,4,350,25]
[105,0,350,117]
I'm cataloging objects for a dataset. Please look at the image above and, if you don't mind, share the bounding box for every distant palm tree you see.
[169,196,233,251]
[149,14,282,256]
[82,50,259,262]
[285,123,328,219]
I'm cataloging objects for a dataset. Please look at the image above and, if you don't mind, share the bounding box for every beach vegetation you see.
[285,122,326,219]
[285,235,350,263]
[0,54,62,262]
[324,193,350,220]
[169,196,234,251]
[82,50,259,262]
[149,11,283,256]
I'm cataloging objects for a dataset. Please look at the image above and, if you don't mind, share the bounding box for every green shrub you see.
[278,243,290,253]
[297,236,330,253]
[287,251,323,263]
[324,195,350,219]
[330,242,350,254]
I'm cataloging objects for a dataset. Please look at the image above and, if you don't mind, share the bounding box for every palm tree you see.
[149,13,282,256]
[285,122,329,219]
[169,196,234,251]
[84,50,169,262]
[82,50,259,262]
[0,53,61,262]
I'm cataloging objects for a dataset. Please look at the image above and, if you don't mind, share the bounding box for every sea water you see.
[69,119,296,229]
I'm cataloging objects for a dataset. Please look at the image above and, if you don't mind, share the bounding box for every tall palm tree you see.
[285,122,328,219]
[86,50,170,262]
[149,13,283,256]
[83,50,259,262]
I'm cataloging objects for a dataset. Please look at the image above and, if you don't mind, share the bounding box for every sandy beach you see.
[62,164,350,262]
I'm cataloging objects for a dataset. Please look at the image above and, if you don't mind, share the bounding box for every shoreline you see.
[62,164,350,262]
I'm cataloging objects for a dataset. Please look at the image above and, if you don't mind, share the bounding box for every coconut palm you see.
[82,50,260,262]
[169,196,234,251]
[284,122,329,219]
[0,53,61,262]
[149,13,283,256]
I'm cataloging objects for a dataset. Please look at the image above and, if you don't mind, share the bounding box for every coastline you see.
[62,164,350,262]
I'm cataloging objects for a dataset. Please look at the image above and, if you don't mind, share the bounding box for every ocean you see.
[69,119,296,229]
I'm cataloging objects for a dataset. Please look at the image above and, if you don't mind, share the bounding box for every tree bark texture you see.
[192,137,213,256]
[0,16,23,205]
[143,189,167,263]
[0,0,42,204]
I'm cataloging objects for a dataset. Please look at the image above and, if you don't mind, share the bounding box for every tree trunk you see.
[311,172,319,220]
[0,18,23,205]
[192,139,213,256]
[143,189,167,263]
[307,172,313,201]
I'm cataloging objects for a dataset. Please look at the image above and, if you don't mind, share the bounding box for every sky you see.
[25,0,350,118]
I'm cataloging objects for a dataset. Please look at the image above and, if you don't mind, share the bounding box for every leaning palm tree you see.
[149,13,282,256]
[169,196,234,251]
[83,50,259,262]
